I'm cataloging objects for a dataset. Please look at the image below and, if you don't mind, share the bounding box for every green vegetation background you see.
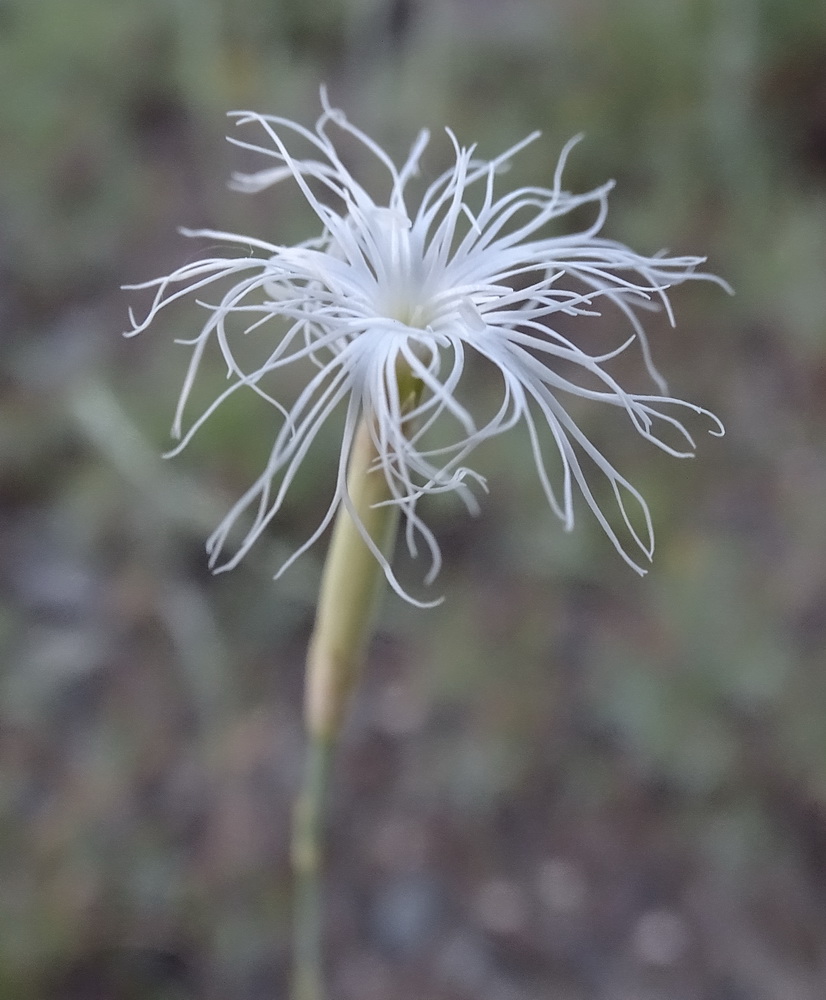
[2,0,826,997]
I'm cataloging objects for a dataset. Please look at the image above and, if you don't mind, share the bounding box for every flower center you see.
[387,299,432,329]
[365,207,434,331]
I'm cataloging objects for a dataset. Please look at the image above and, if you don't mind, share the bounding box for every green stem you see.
[291,414,405,1000]
[291,733,335,1000]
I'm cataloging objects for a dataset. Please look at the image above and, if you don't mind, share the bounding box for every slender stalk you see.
[291,414,403,1000]
[291,733,334,1000]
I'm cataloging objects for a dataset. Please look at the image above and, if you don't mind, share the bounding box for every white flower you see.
[125,90,727,605]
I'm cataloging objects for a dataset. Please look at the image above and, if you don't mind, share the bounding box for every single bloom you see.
[125,90,727,605]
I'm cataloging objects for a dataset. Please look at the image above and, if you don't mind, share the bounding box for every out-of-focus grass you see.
[2,0,826,997]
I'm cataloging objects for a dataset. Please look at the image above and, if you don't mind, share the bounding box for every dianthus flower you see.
[125,91,725,605]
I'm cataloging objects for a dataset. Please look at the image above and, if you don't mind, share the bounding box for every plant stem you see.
[291,415,403,1000]
[291,732,334,1000]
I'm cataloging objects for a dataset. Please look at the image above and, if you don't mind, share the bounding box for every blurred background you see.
[2,0,826,997]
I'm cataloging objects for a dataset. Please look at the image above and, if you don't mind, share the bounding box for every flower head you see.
[125,91,726,605]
